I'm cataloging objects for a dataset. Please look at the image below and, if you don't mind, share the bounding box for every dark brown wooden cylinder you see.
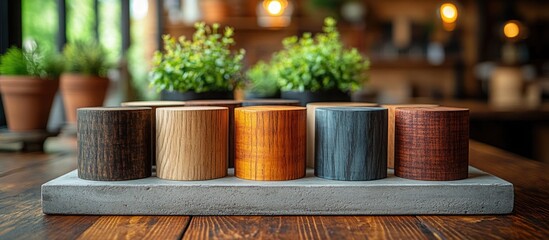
[395,107,469,181]
[185,100,242,168]
[77,107,152,181]
[120,101,186,166]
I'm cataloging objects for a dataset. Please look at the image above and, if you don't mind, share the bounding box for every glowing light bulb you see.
[440,3,458,23]
[267,1,283,15]
[503,21,520,39]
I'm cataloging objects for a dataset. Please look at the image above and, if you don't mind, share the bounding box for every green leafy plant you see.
[246,61,279,97]
[63,40,109,77]
[150,22,245,93]
[0,46,63,79]
[271,17,369,92]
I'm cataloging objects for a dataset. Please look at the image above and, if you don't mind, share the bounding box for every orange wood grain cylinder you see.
[235,106,306,181]
[156,107,228,180]
[185,100,242,168]
[306,102,378,168]
[394,107,469,181]
[382,104,438,169]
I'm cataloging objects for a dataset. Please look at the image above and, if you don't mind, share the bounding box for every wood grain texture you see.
[182,216,436,240]
[306,102,378,168]
[395,107,469,181]
[1,139,549,239]
[156,106,228,180]
[77,216,190,240]
[235,106,306,181]
[77,107,152,181]
[315,107,388,181]
[121,101,186,166]
[241,99,300,106]
[382,104,438,169]
[185,100,242,168]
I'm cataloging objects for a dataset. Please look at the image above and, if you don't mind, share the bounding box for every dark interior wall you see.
[0,0,23,128]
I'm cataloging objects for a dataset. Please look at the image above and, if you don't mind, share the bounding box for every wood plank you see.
[469,141,549,188]
[0,136,75,177]
[418,215,547,239]
[77,216,190,240]
[0,154,100,239]
[413,140,549,239]
[182,216,436,239]
[0,152,66,177]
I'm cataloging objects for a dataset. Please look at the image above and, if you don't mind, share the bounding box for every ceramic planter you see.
[160,90,233,101]
[60,73,109,124]
[281,89,351,106]
[0,76,58,131]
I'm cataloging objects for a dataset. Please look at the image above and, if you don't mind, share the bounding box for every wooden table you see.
[1,138,548,239]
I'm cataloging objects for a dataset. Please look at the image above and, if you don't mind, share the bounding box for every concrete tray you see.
[41,167,513,215]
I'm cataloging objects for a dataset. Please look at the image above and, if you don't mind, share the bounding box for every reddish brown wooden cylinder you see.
[394,107,469,181]
[382,104,438,169]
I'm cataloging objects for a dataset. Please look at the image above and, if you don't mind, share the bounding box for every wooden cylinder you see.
[395,107,469,181]
[315,107,388,181]
[156,107,228,180]
[235,106,306,181]
[241,99,300,107]
[121,101,186,166]
[185,100,242,168]
[77,107,151,181]
[382,104,438,169]
[306,102,378,168]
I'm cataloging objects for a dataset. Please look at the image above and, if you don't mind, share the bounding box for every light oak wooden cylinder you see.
[306,102,378,168]
[156,106,228,180]
[77,107,151,181]
[395,107,469,181]
[235,106,306,181]
[185,100,242,168]
[121,101,186,166]
[241,99,300,107]
[315,107,388,181]
[382,104,438,169]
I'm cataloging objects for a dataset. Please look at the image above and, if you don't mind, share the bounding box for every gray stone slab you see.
[41,167,514,215]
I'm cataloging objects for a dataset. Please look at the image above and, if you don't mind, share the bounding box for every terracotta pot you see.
[60,74,109,124]
[0,76,58,131]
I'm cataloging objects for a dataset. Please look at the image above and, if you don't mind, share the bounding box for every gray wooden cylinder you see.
[77,107,152,181]
[315,107,388,181]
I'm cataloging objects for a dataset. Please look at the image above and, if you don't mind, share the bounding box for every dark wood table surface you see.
[1,138,548,239]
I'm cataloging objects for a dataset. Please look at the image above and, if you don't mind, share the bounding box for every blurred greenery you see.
[0,46,63,79]
[150,23,245,93]
[22,0,57,52]
[245,61,279,97]
[272,17,369,92]
[63,40,110,76]
[22,0,153,99]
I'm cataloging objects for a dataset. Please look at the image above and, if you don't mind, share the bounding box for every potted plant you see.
[245,60,280,99]
[60,41,110,124]
[271,17,369,105]
[150,22,245,101]
[0,46,62,131]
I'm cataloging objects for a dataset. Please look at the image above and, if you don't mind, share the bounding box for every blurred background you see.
[1,0,548,162]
